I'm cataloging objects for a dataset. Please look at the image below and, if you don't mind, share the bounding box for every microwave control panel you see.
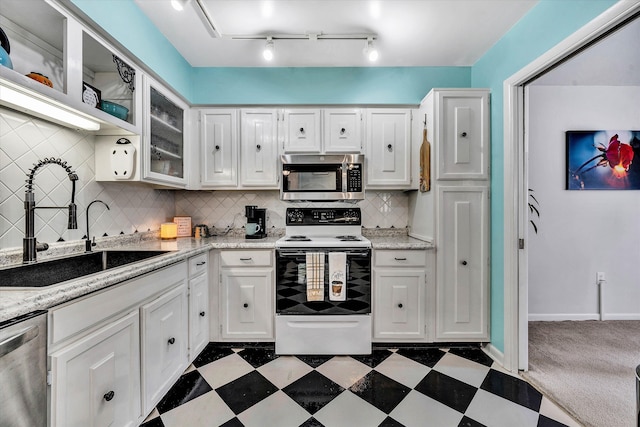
[346,164,363,192]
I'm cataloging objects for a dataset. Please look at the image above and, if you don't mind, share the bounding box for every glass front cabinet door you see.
[143,76,188,187]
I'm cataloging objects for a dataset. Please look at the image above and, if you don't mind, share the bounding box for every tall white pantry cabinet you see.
[409,89,490,342]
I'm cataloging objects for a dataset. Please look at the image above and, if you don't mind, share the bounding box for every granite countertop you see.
[0,228,432,322]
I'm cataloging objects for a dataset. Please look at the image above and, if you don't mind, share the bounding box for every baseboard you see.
[528,313,599,321]
[601,313,640,320]
[483,343,504,367]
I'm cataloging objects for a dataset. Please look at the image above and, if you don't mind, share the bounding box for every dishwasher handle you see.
[0,325,40,358]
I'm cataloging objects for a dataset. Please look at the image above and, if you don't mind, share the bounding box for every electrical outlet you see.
[597,272,605,282]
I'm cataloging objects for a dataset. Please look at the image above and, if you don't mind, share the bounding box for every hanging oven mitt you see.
[306,252,325,301]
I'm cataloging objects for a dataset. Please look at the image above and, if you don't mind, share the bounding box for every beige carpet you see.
[523,321,640,427]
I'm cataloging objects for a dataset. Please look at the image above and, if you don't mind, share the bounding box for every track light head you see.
[171,0,188,11]
[263,37,274,61]
[364,37,378,62]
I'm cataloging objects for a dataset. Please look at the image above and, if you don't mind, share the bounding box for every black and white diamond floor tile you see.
[141,345,579,427]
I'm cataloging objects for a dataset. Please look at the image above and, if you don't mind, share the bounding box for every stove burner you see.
[286,235,311,242]
[336,235,361,241]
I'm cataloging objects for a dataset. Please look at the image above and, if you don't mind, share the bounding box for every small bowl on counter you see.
[101,100,129,121]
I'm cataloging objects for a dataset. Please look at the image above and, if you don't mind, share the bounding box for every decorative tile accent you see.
[0,108,175,249]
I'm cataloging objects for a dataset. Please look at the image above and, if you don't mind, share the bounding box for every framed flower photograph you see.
[566,130,640,190]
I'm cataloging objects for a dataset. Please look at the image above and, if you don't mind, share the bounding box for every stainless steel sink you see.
[0,250,170,288]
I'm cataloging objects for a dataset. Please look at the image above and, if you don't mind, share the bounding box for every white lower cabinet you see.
[50,311,140,427]
[373,250,428,341]
[436,186,489,341]
[188,253,210,361]
[141,284,188,414]
[219,250,274,340]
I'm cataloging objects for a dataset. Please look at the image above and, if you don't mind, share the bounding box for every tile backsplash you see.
[1,107,409,250]
[0,107,175,250]
[175,190,408,230]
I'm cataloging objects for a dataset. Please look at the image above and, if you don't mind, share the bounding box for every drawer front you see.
[188,253,209,277]
[375,250,426,267]
[220,250,272,267]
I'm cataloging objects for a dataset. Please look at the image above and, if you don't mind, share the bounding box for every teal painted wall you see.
[191,67,470,104]
[471,0,618,353]
[69,0,193,98]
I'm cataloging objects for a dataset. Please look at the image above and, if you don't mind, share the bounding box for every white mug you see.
[246,223,262,235]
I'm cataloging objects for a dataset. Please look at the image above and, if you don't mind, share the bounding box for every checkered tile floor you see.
[141,344,579,427]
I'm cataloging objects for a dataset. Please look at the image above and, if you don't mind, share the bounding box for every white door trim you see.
[502,0,640,372]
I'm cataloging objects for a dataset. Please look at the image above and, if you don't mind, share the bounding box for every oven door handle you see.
[277,250,370,257]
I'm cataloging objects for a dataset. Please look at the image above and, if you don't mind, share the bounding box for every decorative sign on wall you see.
[566,130,640,190]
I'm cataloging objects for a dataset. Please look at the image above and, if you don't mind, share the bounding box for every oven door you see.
[276,248,371,315]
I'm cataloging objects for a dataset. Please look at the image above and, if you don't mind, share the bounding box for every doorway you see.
[502,1,640,372]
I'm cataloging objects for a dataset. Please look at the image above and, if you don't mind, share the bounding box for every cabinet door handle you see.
[397,303,403,308]
[243,303,249,308]
[387,144,393,152]
[461,260,468,266]
[103,391,115,402]
[299,127,305,134]
[256,144,261,151]
[394,257,407,261]
[200,311,206,317]
[461,131,467,137]
[167,337,175,345]
[240,257,252,261]
[196,261,206,266]
[340,127,346,135]
[215,145,220,151]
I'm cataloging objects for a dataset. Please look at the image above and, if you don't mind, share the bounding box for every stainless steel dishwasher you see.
[0,311,47,427]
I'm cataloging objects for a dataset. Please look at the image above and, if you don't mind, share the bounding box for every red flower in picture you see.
[575,134,634,178]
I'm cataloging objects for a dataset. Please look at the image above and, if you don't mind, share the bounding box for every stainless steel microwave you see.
[280,154,365,201]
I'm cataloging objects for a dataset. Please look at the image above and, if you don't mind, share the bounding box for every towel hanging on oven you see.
[305,252,325,301]
[329,252,346,301]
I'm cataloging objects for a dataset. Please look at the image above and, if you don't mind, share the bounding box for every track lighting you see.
[364,37,378,62]
[263,37,274,61]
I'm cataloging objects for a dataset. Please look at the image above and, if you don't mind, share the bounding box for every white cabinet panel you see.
[374,268,425,340]
[436,90,489,180]
[324,109,362,152]
[240,109,279,187]
[141,284,188,413]
[283,109,321,153]
[365,109,412,188]
[189,273,209,361]
[200,109,238,187]
[436,186,489,341]
[221,267,273,340]
[50,311,140,427]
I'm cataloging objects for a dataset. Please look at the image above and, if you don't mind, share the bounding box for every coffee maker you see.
[245,205,267,239]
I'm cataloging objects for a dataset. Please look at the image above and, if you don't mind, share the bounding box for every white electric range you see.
[274,207,372,355]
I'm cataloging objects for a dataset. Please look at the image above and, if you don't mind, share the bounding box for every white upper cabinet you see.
[282,108,322,153]
[323,108,362,153]
[434,90,490,181]
[365,109,412,188]
[200,109,238,188]
[0,0,141,134]
[240,109,280,188]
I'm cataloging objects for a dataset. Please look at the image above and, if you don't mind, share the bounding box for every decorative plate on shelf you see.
[82,81,101,108]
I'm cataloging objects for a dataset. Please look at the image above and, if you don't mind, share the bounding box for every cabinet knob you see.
[461,260,468,266]
[215,145,220,151]
[387,144,393,152]
[397,303,403,308]
[299,127,305,134]
[200,311,206,317]
[461,132,468,137]
[243,303,249,308]
[256,144,261,151]
[168,337,175,345]
[103,391,115,402]
[340,128,346,135]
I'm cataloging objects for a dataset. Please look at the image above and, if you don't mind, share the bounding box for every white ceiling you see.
[133,0,538,67]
